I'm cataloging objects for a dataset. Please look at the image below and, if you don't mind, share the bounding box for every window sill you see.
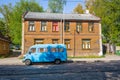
[40,31,48,32]
[89,31,94,33]
[67,48,72,50]
[65,31,70,32]
[52,31,59,32]
[82,49,91,50]
[28,31,36,32]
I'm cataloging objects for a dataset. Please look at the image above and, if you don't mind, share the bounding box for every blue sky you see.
[0,0,85,17]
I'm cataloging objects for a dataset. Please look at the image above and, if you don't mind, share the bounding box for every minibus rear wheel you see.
[54,59,61,64]
[25,59,32,65]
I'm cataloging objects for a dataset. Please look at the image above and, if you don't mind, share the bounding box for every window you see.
[28,21,35,31]
[52,22,59,31]
[41,21,47,31]
[76,22,82,32]
[30,48,36,53]
[58,48,64,52]
[88,22,94,32]
[52,39,59,44]
[64,39,71,49]
[39,48,48,52]
[51,48,58,52]
[34,39,44,44]
[82,39,91,49]
[64,22,70,32]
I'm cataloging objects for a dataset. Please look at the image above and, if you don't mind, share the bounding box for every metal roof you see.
[24,12,100,21]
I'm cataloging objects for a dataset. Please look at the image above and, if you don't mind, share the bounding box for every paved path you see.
[0,55,120,65]
[0,57,24,65]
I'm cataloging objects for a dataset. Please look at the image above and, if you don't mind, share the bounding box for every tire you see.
[54,59,61,64]
[25,59,32,66]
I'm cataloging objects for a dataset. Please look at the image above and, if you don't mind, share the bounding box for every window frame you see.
[76,22,82,32]
[82,39,91,50]
[51,48,58,52]
[52,39,59,44]
[64,22,70,32]
[52,21,59,32]
[28,21,35,32]
[39,48,48,53]
[34,39,44,44]
[64,39,71,49]
[41,21,47,32]
[30,48,36,53]
[88,22,94,32]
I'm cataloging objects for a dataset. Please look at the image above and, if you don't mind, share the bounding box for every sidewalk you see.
[0,55,120,65]
[68,54,120,63]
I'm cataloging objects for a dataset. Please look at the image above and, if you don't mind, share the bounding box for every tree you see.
[73,3,84,14]
[85,0,95,14]
[48,0,66,13]
[0,0,43,45]
[9,0,43,45]
[85,0,120,46]
[0,19,6,35]
[0,3,13,36]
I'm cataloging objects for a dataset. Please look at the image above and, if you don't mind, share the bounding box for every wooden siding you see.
[0,39,9,54]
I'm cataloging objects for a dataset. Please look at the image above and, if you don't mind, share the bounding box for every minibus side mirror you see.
[29,51,32,54]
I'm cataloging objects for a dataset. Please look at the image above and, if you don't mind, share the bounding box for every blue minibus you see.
[23,44,67,65]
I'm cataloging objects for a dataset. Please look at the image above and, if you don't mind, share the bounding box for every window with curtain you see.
[52,22,59,31]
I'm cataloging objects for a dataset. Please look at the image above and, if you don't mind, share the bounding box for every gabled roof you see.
[23,12,100,21]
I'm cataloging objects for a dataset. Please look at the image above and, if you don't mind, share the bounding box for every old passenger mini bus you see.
[23,44,67,65]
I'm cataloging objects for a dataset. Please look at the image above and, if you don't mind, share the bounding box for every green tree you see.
[9,0,43,45]
[0,3,13,36]
[0,0,43,45]
[0,19,6,35]
[73,3,84,14]
[85,0,120,45]
[48,0,66,13]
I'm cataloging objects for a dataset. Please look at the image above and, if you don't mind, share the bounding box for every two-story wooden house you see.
[22,12,102,57]
[0,33,10,54]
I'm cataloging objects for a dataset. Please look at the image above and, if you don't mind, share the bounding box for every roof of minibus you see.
[30,44,66,48]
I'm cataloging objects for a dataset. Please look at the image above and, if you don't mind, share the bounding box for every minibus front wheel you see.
[25,59,32,65]
[54,59,61,64]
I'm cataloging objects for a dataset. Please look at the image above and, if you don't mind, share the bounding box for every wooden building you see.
[0,33,10,54]
[22,12,103,57]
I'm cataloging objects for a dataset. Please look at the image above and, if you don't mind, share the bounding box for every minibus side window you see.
[39,48,48,52]
[59,48,64,52]
[51,48,58,52]
[30,48,36,53]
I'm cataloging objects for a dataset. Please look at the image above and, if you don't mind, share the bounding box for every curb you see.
[67,59,120,63]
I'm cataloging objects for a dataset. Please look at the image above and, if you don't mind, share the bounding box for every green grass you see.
[68,55,105,59]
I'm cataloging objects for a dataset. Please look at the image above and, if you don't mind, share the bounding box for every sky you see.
[0,0,86,17]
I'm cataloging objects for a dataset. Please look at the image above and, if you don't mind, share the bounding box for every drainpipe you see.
[99,23,103,56]
[74,30,76,57]
[21,17,24,55]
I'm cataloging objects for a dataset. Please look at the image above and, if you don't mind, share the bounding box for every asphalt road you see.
[0,60,120,80]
